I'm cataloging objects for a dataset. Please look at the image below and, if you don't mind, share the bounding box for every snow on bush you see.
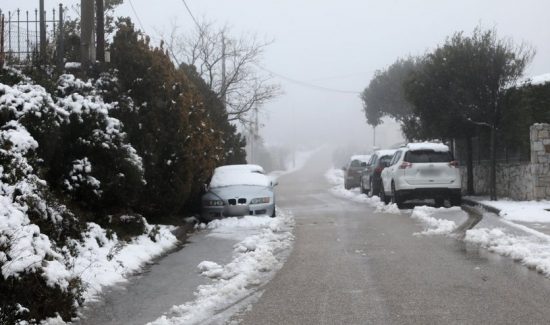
[148,210,295,325]
[0,76,172,322]
[466,227,550,276]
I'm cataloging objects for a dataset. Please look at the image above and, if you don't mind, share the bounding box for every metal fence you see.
[0,5,63,67]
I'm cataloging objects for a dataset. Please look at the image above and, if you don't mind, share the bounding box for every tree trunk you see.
[466,136,474,195]
[489,126,497,200]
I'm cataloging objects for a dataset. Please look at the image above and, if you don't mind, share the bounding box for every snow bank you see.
[466,227,550,276]
[473,198,550,223]
[324,168,401,215]
[148,210,294,325]
[410,206,459,235]
[72,221,177,301]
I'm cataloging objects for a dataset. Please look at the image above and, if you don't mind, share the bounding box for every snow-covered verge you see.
[466,227,550,276]
[468,197,550,223]
[148,210,294,325]
[406,199,550,279]
[0,76,177,323]
[324,168,400,214]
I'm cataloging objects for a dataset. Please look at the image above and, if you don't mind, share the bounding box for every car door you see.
[381,151,401,193]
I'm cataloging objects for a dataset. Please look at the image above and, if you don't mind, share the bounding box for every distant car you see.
[201,164,277,221]
[344,155,371,189]
[360,149,397,197]
[380,143,462,208]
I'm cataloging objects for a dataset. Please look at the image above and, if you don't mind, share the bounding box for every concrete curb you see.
[462,197,501,216]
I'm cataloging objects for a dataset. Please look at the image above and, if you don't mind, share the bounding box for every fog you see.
[5,0,550,154]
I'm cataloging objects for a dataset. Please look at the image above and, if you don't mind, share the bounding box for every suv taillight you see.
[375,167,383,173]
[449,161,459,168]
[399,162,413,169]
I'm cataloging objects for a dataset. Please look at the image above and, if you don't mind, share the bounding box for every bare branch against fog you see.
[165,20,281,125]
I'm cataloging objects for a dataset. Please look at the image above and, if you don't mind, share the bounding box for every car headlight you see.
[204,199,224,206]
[250,197,270,204]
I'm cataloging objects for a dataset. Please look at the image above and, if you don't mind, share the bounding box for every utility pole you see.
[373,125,376,148]
[220,33,227,107]
[39,0,46,62]
[57,4,64,70]
[80,0,95,68]
[96,0,104,62]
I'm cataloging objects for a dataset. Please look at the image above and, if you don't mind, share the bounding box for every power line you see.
[256,64,362,95]
[127,0,146,33]
[179,0,201,31]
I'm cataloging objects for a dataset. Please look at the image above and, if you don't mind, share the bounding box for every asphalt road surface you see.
[234,149,550,324]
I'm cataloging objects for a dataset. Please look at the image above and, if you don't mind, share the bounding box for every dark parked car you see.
[360,149,396,197]
[344,155,371,189]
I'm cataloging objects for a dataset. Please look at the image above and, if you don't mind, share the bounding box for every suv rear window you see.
[404,150,452,163]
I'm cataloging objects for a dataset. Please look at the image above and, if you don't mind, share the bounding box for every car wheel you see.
[391,182,404,209]
[360,179,366,194]
[344,181,351,190]
[271,207,276,218]
[367,179,375,198]
[435,198,445,207]
[380,184,390,205]
[450,194,462,207]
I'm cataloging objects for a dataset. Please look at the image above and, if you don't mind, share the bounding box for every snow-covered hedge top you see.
[350,155,371,163]
[214,164,265,175]
[406,142,449,152]
[209,171,271,188]
[375,149,397,157]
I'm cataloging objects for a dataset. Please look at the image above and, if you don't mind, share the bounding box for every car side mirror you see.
[269,176,279,187]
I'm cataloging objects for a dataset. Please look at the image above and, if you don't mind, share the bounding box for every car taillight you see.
[375,167,383,173]
[449,161,459,168]
[399,162,413,169]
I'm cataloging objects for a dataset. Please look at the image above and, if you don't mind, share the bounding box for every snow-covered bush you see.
[0,120,82,323]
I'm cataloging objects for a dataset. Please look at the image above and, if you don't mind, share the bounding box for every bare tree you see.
[165,21,280,125]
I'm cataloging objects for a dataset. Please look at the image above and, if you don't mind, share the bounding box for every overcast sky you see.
[5,0,550,153]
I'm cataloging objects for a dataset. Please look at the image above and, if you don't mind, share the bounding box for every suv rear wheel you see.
[380,185,390,205]
[391,182,404,209]
[367,179,374,198]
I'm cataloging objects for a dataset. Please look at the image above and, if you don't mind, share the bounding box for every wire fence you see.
[0,5,63,67]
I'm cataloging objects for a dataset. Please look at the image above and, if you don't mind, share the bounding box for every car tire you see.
[450,194,462,207]
[380,184,390,205]
[391,182,404,209]
[344,181,351,190]
[271,207,276,218]
[360,179,366,194]
[367,179,375,198]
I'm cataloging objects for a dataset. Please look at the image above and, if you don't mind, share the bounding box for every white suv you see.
[379,142,461,208]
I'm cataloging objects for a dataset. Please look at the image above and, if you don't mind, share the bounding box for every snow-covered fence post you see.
[530,123,550,200]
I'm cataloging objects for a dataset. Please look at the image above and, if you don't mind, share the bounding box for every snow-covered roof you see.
[209,171,271,188]
[350,155,371,163]
[406,142,449,152]
[374,149,397,157]
[214,164,265,175]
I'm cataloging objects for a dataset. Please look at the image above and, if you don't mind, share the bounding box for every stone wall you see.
[460,163,533,200]
[460,123,550,200]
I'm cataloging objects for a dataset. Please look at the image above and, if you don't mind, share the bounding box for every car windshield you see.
[404,150,452,163]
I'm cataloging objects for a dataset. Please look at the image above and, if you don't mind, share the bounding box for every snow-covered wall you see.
[460,123,550,200]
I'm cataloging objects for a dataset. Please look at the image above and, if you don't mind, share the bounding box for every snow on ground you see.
[408,196,550,278]
[410,206,461,236]
[74,222,178,301]
[469,197,550,223]
[324,168,401,214]
[148,209,294,325]
[466,227,550,277]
